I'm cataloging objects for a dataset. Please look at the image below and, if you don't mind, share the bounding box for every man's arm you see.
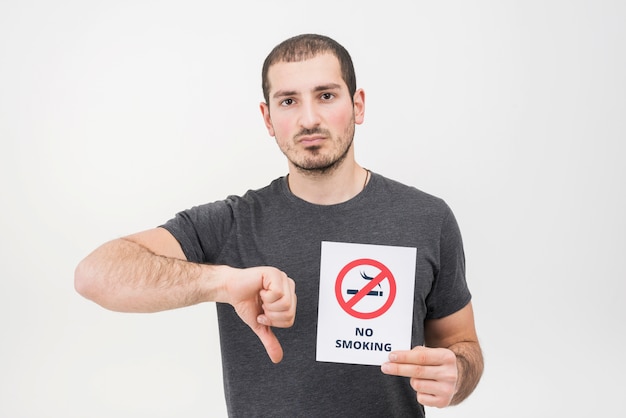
[424,301,484,405]
[381,302,483,407]
[75,227,207,312]
[74,227,297,363]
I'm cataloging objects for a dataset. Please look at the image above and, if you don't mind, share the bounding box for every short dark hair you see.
[261,34,357,105]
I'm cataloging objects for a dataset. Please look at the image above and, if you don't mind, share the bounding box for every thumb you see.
[252,319,284,363]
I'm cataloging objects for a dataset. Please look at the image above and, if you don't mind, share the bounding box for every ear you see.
[353,88,365,125]
[259,102,275,137]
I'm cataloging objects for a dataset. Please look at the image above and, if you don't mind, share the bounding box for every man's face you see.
[260,53,364,174]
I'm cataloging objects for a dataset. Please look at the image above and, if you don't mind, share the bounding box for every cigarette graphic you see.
[347,289,383,297]
[346,271,384,296]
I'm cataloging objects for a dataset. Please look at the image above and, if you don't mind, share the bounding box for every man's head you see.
[262,34,357,106]
[259,34,365,176]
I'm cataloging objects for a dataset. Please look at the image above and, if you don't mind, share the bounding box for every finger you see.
[251,321,284,363]
[260,288,291,311]
[261,274,294,306]
[261,295,297,328]
[416,391,448,409]
[261,278,295,311]
[260,277,296,326]
[381,361,439,379]
[411,378,455,408]
[410,376,441,395]
[381,363,454,408]
[389,346,451,366]
[260,270,287,303]
[261,301,297,328]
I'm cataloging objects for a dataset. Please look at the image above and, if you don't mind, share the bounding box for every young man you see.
[75,34,483,416]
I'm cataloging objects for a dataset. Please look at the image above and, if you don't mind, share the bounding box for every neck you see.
[286,158,370,205]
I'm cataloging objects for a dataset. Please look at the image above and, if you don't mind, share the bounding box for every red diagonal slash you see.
[335,258,396,319]
[345,270,386,309]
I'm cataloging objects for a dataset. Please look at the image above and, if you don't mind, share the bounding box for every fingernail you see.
[381,363,390,373]
[388,353,397,361]
[257,316,267,325]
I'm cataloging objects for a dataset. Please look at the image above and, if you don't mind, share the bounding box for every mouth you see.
[298,135,326,146]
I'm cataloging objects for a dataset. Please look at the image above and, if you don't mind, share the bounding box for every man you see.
[75,33,483,416]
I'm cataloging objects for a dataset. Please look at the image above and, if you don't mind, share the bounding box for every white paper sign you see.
[316,241,417,366]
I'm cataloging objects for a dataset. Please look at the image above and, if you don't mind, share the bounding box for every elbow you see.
[74,250,139,313]
[74,256,102,303]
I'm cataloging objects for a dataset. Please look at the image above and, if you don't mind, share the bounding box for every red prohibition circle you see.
[334,258,396,319]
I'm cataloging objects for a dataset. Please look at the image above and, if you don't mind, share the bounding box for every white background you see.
[1,1,624,417]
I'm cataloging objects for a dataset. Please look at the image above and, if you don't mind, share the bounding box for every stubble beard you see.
[291,139,353,175]
[286,122,356,177]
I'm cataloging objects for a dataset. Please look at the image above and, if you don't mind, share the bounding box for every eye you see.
[280,98,294,106]
[320,93,334,100]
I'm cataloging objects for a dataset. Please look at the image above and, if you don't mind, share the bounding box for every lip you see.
[298,135,326,145]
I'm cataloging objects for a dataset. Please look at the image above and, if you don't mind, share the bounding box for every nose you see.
[299,100,321,129]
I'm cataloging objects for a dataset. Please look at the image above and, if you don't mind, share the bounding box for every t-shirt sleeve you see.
[160,199,235,264]
[425,205,472,319]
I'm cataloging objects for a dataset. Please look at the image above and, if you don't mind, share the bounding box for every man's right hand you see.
[222,266,297,363]
[75,228,297,363]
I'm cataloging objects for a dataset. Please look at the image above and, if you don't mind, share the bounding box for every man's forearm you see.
[75,238,220,312]
[449,341,484,405]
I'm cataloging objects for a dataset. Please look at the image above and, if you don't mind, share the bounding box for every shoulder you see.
[226,177,287,209]
[371,172,451,214]
[165,177,285,224]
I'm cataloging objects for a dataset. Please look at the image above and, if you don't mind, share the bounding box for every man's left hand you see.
[381,345,458,408]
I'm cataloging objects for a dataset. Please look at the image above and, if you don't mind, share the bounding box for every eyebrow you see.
[272,83,343,100]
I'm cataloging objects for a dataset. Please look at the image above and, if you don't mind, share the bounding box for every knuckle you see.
[413,364,425,378]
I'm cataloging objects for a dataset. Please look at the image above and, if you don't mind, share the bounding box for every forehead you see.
[266,53,345,96]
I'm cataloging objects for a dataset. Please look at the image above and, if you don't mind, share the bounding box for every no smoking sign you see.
[335,258,397,319]
[317,241,417,366]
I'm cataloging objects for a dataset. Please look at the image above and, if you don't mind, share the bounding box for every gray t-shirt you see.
[162,172,471,417]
